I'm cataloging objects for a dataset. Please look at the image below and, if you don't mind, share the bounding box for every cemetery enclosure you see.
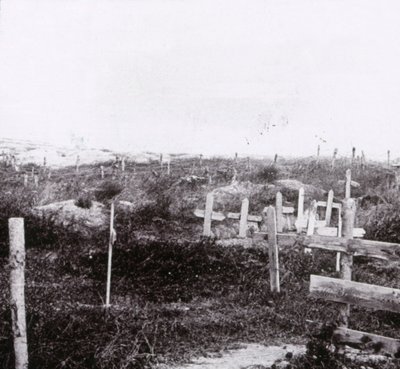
[1,154,400,369]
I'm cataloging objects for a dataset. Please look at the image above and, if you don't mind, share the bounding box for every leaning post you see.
[105,202,116,308]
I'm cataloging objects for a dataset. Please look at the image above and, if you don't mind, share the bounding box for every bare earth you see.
[163,344,306,369]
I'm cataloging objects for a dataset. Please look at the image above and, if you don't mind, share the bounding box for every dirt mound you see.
[33,199,108,236]
[211,181,275,213]
[274,179,325,201]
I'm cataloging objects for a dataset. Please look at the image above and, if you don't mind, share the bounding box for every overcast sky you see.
[1,0,400,159]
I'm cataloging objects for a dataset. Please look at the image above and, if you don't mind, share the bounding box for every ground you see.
[0,151,400,369]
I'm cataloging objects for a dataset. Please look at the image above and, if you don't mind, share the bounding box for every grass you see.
[0,156,400,368]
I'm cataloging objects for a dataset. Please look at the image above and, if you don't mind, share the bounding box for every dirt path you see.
[167,343,305,369]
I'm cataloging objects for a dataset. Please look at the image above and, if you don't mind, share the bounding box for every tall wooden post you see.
[199,154,203,168]
[345,169,351,199]
[297,187,305,234]
[388,150,391,168]
[121,157,125,172]
[238,198,249,238]
[351,147,356,165]
[203,193,214,237]
[340,198,355,327]
[275,192,283,233]
[9,218,29,369]
[105,203,115,307]
[266,206,280,293]
[274,154,278,164]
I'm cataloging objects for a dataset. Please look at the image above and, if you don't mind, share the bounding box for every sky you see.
[0,0,400,159]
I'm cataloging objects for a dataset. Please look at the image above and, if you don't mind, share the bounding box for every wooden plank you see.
[203,193,214,237]
[255,232,400,261]
[266,206,280,293]
[194,209,225,221]
[282,206,294,214]
[317,201,341,209]
[325,190,334,226]
[333,327,400,357]
[310,275,400,314]
[276,192,283,233]
[239,198,249,238]
[349,238,400,261]
[317,227,365,238]
[226,212,262,222]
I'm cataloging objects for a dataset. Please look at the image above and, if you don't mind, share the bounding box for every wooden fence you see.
[258,198,400,356]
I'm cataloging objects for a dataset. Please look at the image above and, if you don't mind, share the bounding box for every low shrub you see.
[248,165,279,184]
[75,193,93,209]
[95,181,123,202]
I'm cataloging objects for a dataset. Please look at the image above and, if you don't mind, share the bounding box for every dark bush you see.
[248,165,279,183]
[95,181,123,202]
[75,193,93,209]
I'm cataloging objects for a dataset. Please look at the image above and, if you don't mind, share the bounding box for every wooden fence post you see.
[199,154,203,168]
[351,147,356,165]
[276,192,283,232]
[121,157,125,172]
[167,160,171,176]
[266,206,280,293]
[9,218,29,369]
[340,198,356,327]
[297,187,305,234]
[238,198,249,238]
[203,193,214,237]
[274,154,278,164]
[388,150,391,168]
[345,169,351,199]
[325,189,334,226]
[105,203,115,307]
[234,152,238,166]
